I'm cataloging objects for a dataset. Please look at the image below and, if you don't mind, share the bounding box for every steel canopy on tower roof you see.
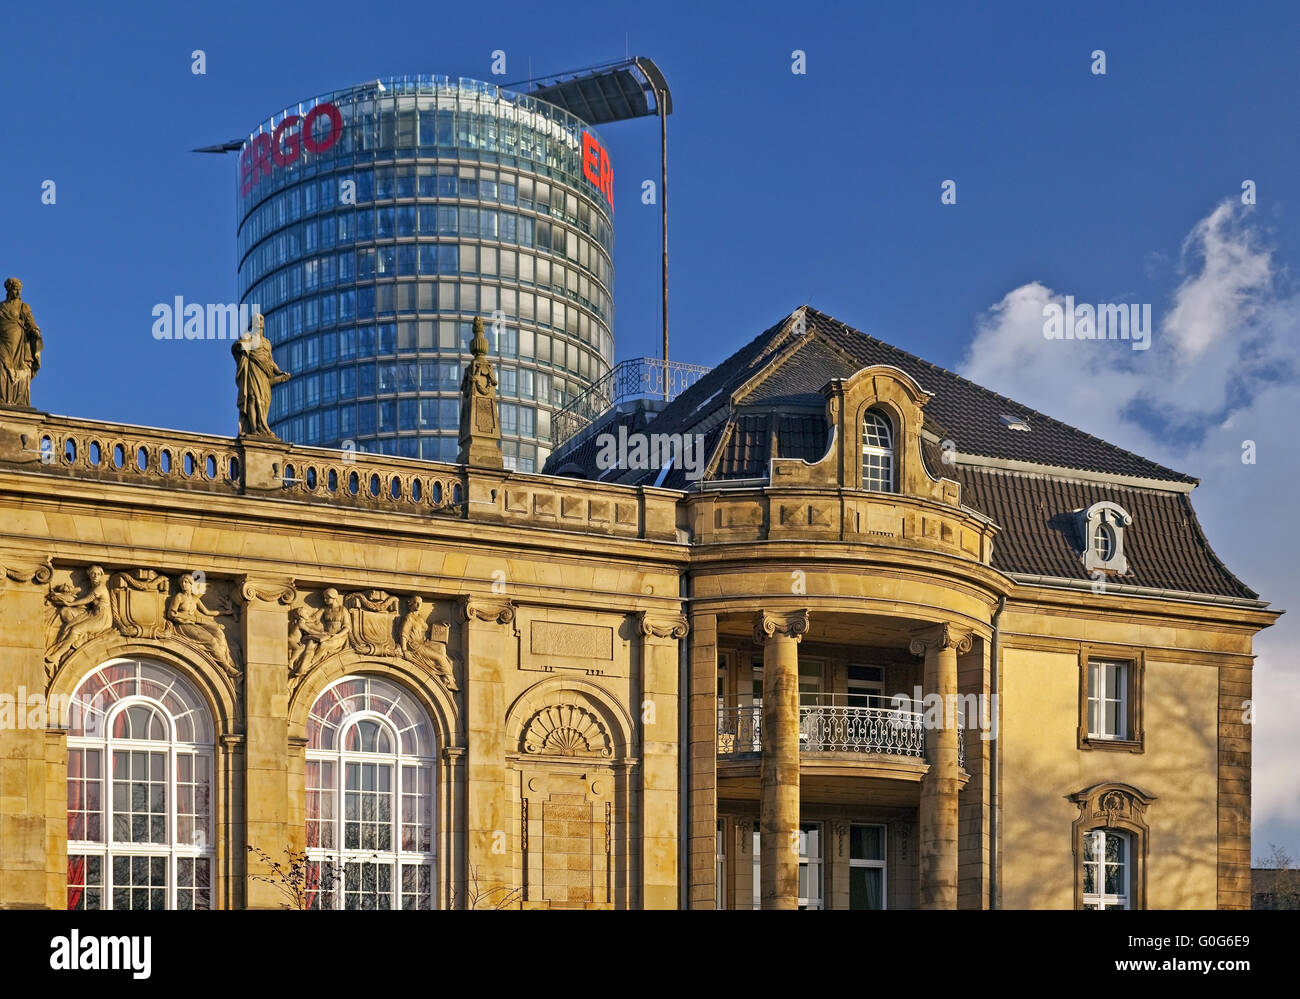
[523,57,672,124]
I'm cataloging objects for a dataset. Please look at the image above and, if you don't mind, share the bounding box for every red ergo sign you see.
[240,102,343,196]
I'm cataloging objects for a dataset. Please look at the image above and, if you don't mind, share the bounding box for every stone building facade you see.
[0,306,1276,909]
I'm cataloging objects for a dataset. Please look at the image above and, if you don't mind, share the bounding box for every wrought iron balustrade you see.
[717,695,968,768]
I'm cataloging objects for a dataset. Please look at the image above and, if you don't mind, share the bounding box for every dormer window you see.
[861,409,895,493]
[1079,501,1133,574]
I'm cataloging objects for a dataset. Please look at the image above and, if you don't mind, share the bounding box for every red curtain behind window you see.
[67,750,84,909]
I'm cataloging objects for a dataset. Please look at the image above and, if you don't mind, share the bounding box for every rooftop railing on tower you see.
[550,356,711,456]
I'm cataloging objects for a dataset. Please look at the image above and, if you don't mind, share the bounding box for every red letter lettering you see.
[250,134,273,187]
[271,114,301,167]
[240,145,254,196]
[582,132,600,187]
[599,146,613,207]
[302,102,343,154]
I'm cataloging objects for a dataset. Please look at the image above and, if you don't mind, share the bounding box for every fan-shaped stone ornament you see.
[521,703,612,757]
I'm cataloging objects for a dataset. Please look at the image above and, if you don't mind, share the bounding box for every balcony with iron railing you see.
[549,356,712,457]
[717,694,965,769]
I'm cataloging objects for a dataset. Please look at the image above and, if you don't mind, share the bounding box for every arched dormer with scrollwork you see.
[769,364,960,506]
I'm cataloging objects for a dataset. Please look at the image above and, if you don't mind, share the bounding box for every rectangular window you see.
[849,824,887,910]
[1088,660,1127,739]
[1080,650,1143,751]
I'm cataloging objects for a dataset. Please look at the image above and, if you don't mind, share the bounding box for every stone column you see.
[0,556,58,909]
[238,576,296,909]
[910,623,971,910]
[756,609,809,910]
[637,612,686,909]
[461,598,515,906]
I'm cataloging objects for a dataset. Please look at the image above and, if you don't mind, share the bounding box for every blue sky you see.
[4,1,1299,860]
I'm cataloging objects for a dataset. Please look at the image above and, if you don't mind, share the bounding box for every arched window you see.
[861,410,895,492]
[1082,828,1131,910]
[306,675,436,909]
[1070,782,1153,909]
[1093,523,1116,562]
[66,659,215,910]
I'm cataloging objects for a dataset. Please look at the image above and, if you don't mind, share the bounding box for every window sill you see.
[1080,735,1144,754]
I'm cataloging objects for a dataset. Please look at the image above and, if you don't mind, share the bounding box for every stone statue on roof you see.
[233,312,291,439]
[0,278,43,409]
[457,316,503,468]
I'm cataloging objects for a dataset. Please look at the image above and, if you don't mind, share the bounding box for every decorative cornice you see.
[908,623,973,656]
[239,576,296,605]
[637,612,689,640]
[461,596,515,625]
[753,609,810,645]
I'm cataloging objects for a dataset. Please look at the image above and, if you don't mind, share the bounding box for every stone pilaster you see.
[0,555,56,909]
[637,612,686,909]
[756,608,809,910]
[461,597,514,904]
[910,622,971,910]
[238,575,296,909]
[687,611,717,909]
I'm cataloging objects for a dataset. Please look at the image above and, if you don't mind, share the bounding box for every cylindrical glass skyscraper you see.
[236,76,615,471]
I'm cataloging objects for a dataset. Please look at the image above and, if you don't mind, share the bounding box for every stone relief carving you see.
[46,565,114,670]
[166,573,240,678]
[1070,783,1154,829]
[400,595,458,691]
[45,566,241,679]
[288,588,458,690]
[288,588,351,678]
[346,590,401,656]
[521,703,613,758]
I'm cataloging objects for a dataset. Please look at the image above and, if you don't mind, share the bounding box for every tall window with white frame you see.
[849,824,887,909]
[305,675,436,910]
[66,658,215,910]
[1082,828,1131,909]
[862,409,895,493]
[1087,659,1128,740]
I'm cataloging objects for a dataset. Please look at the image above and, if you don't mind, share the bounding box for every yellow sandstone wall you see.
[1000,646,1219,909]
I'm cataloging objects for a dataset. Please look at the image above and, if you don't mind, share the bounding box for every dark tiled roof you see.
[541,306,1254,597]
[954,467,1255,598]
[798,308,1195,483]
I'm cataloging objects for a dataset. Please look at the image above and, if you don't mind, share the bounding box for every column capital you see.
[637,611,689,640]
[0,551,52,590]
[753,609,810,645]
[238,575,296,606]
[908,623,972,657]
[460,595,515,625]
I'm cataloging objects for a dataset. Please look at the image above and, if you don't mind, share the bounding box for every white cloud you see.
[959,200,1300,854]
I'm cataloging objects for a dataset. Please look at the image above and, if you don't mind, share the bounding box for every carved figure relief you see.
[289,588,351,678]
[400,595,458,690]
[45,566,241,680]
[288,588,458,691]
